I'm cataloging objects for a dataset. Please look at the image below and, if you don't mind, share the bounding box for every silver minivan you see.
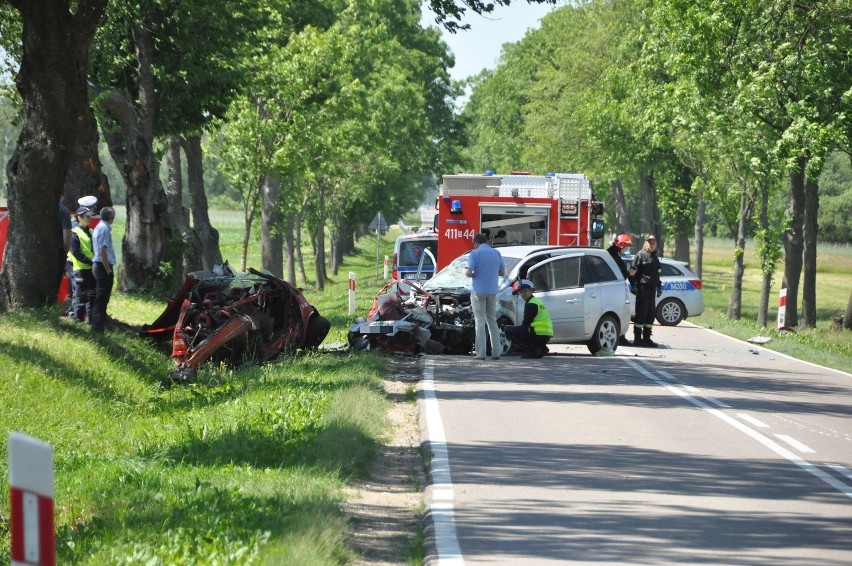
[424,245,631,355]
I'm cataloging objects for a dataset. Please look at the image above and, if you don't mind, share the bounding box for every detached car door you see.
[526,255,585,341]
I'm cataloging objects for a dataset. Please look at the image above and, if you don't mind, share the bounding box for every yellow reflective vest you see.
[68,226,94,271]
[528,296,553,337]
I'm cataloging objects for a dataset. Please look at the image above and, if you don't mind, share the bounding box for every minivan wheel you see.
[656,298,685,326]
[587,314,619,355]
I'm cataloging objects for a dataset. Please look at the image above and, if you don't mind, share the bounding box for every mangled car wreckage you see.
[347,279,511,356]
[143,266,331,382]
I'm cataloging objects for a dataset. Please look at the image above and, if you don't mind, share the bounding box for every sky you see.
[420,1,559,89]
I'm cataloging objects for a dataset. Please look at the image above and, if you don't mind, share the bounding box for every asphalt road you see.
[420,323,852,565]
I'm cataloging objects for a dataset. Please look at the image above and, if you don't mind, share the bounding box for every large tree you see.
[0,0,107,310]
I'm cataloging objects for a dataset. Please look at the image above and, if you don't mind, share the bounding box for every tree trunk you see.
[328,230,339,276]
[64,105,112,210]
[673,233,690,263]
[757,187,770,328]
[609,178,634,239]
[0,0,107,310]
[181,135,222,270]
[284,210,297,284]
[295,212,307,286]
[313,219,326,291]
[801,173,819,328]
[782,158,807,328]
[166,136,202,282]
[96,19,172,291]
[694,197,705,279]
[845,289,852,330]
[639,171,662,255]
[261,175,283,277]
[727,190,753,320]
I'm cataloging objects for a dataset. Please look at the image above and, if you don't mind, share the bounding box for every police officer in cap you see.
[503,279,553,359]
[67,206,96,322]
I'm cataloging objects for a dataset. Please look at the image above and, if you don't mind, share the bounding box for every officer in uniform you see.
[631,234,663,347]
[68,206,96,322]
[504,279,553,358]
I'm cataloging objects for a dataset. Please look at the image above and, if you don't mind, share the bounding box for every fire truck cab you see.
[434,172,605,269]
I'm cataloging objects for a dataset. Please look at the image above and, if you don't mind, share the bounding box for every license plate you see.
[402,272,430,280]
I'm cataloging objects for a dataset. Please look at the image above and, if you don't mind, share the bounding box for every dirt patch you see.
[344,355,425,565]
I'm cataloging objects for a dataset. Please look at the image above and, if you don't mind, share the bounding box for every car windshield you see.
[425,253,521,290]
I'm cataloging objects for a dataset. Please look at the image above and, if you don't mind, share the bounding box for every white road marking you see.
[825,463,852,482]
[737,413,770,428]
[624,359,852,499]
[704,396,731,408]
[423,360,465,564]
[774,434,816,453]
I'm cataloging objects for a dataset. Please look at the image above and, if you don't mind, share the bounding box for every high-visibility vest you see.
[68,226,94,271]
[528,296,553,337]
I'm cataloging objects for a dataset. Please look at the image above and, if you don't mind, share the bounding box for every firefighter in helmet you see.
[607,233,636,345]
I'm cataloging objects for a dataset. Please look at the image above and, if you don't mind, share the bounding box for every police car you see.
[623,255,704,325]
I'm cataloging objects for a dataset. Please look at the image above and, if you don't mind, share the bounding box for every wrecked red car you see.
[143,266,331,382]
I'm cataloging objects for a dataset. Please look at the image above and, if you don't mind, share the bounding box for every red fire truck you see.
[434,172,605,269]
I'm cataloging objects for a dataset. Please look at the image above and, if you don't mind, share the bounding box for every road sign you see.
[369,212,388,233]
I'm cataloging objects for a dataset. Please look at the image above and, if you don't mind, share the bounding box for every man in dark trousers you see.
[91,207,116,333]
[631,234,662,347]
[607,233,636,345]
[67,206,96,322]
[504,279,553,358]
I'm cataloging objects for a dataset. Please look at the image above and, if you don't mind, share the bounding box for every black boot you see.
[642,327,658,348]
[618,334,632,346]
[633,329,644,347]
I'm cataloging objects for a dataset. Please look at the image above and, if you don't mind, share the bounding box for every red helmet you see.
[615,234,632,249]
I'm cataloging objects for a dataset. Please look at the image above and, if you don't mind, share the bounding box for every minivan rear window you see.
[398,240,438,267]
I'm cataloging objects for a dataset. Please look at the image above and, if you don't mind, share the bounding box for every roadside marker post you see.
[383,255,389,280]
[776,288,788,330]
[348,272,356,316]
[8,432,55,566]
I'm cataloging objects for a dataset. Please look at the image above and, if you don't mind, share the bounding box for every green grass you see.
[690,237,851,373]
[0,211,408,564]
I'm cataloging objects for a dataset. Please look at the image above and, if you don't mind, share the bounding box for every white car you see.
[424,245,632,355]
[623,255,705,325]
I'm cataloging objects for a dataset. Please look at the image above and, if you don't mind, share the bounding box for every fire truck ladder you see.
[554,175,592,247]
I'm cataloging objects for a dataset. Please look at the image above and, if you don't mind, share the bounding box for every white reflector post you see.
[383,255,389,280]
[776,288,787,330]
[348,272,357,316]
[8,432,55,566]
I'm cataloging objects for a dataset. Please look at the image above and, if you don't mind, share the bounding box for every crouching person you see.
[504,279,553,359]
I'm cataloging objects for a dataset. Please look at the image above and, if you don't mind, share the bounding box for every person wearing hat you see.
[67,206,96,322]
[503,279,553,359]
[607,234,637,345]
[630,234,663,347]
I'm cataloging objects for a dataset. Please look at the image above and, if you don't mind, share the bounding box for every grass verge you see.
[0,216,407,564]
